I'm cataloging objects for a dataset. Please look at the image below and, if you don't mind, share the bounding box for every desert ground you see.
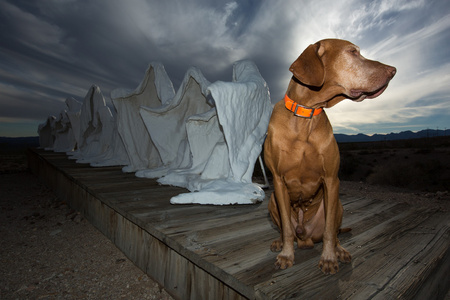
[1,137,449,299]
[0,150,174,299]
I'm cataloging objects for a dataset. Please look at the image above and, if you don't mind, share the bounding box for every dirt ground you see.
[0,152,449,299]
[0,156,174,299]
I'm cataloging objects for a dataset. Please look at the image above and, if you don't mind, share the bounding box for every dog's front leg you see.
[273,175,295,269]
[319,177,344,274]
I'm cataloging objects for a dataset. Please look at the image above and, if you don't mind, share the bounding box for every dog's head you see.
[289,39,396,107]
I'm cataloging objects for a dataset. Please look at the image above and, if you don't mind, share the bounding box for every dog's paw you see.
[275,253,294,270]
[336,245,351,263]
[318,255,339,275]
[270,238,283,252]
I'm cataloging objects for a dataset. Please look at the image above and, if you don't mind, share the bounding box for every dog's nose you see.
[387,66,396,78]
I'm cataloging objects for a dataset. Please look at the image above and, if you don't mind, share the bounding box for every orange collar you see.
[284,94,323,118]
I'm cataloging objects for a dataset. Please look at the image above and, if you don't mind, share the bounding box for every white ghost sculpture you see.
[136,67,213,178]
[64,97,83,152]
[88,106,129,167]
[38,115,56,149]
[138,60,273,205]
[68,85,116,164]
[111,63,175,173]
[52,110,76,153]
[52,97,83,153]
[38,60,271,205]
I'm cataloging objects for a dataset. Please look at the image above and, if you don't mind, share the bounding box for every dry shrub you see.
[367,159,444,190]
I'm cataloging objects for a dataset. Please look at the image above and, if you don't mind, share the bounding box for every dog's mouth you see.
[350,82,390,102]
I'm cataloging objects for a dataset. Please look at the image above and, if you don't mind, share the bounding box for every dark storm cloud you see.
[0,0,449,136]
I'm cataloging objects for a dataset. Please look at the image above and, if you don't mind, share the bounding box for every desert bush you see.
[358,150,372,155]
[415,148,433,154]
[339,153,359,178]
[367,158,445,190]
[367,163,414,187]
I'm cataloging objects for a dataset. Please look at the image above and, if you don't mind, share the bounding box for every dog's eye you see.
[350,49,359,56]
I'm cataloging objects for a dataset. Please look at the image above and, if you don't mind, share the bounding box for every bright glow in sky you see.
[0,0,449,137]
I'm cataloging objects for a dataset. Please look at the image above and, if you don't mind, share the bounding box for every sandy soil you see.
[0,154,448,299]
[0,167,174,299]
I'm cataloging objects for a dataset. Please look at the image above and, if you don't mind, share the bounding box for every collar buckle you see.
[294,103,315,119]
[285,94,323,118]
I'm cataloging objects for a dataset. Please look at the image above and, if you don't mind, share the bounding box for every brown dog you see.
[264,39,396,274]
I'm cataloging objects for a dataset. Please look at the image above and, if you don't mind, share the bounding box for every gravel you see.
[0,170,173,300]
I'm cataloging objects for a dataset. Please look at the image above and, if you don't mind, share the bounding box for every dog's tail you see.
[338,227,352,234]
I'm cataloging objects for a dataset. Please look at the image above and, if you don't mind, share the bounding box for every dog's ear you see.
[289,42,325,87]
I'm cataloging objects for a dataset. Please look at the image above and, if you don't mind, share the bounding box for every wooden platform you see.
[28,148,450,299]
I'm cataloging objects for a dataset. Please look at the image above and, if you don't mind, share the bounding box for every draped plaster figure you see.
[68,85,116,164]
[136,67,213,178]
[52,110,76,153]
[64,97,83,152]
[138,60,272,205]
[111,63,175,172]
[38,115,56,149]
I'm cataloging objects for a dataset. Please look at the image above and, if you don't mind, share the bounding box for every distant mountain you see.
[1,130,447,149]
[335,129,448,143]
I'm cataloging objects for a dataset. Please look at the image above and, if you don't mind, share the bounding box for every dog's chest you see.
[286,173,323,203]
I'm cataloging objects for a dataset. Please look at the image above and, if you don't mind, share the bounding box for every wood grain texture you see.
[28,148,450,299]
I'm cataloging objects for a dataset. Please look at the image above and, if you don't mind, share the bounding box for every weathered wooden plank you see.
[372,212,450,299]
[28,149,251,299]
[342,202,413,237]
[174,199,406,287]
[98,186,184,204]
[28,148,450,300]
[254,206,449,299]
[160,206,267,235]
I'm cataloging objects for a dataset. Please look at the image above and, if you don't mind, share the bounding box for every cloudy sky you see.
[1,0,449,137]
